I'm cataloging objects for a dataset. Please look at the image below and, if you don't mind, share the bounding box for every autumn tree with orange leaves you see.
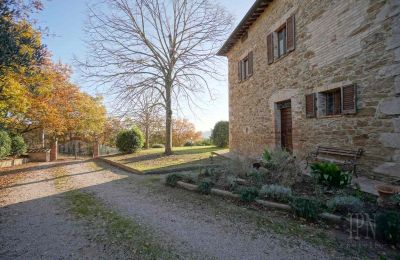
[172,119,202,147]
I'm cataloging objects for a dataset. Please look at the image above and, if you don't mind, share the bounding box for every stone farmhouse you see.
[218,0,400,181]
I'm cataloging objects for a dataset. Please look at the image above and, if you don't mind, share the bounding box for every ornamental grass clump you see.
[197,178,213,195]
[326,195,364,215]
[247,169,267,188]
[165,173,183,187]
[260,184,292,203]
[240,187,259,202]
[389,194,400,207]
[261,148,302,186]
[181,172,198,184]
[376,211,400,245]
[226,175,238,192]
[290,196,322,221]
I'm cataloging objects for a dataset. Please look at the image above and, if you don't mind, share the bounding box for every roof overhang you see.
[217,0,273,56]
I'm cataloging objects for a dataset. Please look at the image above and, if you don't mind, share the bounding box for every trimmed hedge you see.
[11,135,27,157]
[0,131,11,159]
[211,121,229,147]
[116,127,144,153]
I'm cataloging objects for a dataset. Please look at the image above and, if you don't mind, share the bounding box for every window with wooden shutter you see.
[248,51,253,76]
[238,61,242,82]
[286,15,295,52]
[326,88,341,116]
[267,33,274,64]
[305,93,316,118]
[342,85,356,114]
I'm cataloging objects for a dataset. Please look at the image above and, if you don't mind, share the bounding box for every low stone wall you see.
[0,158,29,169]
[28,149,51,162]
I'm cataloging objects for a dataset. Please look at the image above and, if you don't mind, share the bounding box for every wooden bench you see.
[306,146,364,176]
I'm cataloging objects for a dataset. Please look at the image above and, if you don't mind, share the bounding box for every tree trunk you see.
[165,87,173,155]
[145,125,150,149]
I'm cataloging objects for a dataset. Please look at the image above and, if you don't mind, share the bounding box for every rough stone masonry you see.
[220,0,400,180]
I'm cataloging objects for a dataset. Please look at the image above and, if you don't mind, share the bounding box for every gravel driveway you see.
[0,159,395,259]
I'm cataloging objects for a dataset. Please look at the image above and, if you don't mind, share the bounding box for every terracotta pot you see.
[375,184,396,198]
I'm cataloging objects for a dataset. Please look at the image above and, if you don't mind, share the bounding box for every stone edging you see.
[96,157,143,174]
[97,157,214,175]
[175,181,373,229]
[0,158,29,169]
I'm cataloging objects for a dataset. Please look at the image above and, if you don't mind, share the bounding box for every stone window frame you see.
[318,88,342,117]
[308,82,357,118]
[266,9,296,64]
[237,51,253,83]
[275,23,287,59]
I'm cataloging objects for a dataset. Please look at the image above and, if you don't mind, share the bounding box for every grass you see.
[66,191,178,259]
[105,146,228,173]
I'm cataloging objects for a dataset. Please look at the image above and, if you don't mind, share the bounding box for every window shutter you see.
[267,33,274,64]
[286,15,295,52]
[333,90,341,115]
[248,51,253,76]
[305,93,316,118]
[238,61,242,82]
[342,85,356,114]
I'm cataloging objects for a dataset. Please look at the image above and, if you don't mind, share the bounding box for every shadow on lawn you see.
[117,147,222,165]
[140,156,228,174]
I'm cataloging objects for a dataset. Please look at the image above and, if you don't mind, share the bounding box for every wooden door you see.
[280,106,293,152]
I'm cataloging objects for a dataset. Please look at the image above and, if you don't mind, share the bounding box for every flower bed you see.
[165,148,400,247]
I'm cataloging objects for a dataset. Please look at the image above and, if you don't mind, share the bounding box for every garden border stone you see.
[97,156,215,175]
[97,157,143,174]
[0,158,29,169]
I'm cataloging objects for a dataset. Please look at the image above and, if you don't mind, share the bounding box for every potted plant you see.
[376,184,397,205]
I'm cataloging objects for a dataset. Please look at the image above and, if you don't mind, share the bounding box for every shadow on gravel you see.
[0,159,92,177]
[0,169,104,190]
[0,159,397,260]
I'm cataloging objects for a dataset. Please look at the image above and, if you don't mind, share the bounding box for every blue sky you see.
[34,0,254,132]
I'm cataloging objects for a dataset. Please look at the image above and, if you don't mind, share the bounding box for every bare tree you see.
[78,0,232,155]
[133,96,164,149]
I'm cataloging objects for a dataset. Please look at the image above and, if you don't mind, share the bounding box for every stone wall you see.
[226,0,400,180]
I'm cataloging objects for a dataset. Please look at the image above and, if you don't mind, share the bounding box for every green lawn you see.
[105,146,228,173]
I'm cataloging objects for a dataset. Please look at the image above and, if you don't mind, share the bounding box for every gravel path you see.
[62,161,334,260]
[0,160,110,259]
[0,159,394,259]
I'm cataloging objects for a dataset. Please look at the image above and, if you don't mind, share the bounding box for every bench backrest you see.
[316,146,363,158]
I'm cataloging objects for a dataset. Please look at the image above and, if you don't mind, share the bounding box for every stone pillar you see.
[93,141,100,158]
[50,139,58,161]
